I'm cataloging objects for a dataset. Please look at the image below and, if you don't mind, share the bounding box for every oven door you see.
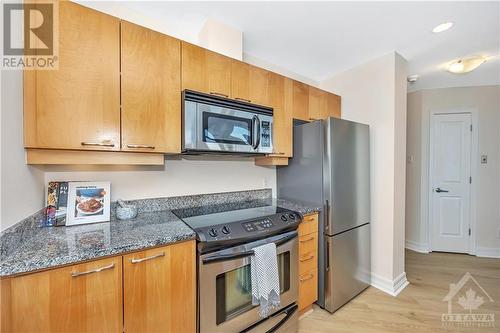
[196,103,264,153]
[199,231,299,333]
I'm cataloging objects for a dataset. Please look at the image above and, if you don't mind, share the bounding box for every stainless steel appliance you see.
[277,118,371,313]
[183,90,273,155]
[173,200,302,333]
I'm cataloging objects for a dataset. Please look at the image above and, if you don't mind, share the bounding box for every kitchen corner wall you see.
[406,86,500,257]
[320,52,408,295]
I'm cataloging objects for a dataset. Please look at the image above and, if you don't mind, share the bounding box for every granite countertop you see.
[0,189,320,278]
[0,211,196,277]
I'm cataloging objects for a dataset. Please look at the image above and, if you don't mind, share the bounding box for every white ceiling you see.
[85,1,500,91]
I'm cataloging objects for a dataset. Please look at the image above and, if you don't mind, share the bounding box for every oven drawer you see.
[298,268,318,311]
[244,303,298,333]
[298,213,318,236]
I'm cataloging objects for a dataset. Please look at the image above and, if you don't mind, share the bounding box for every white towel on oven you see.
[250,242,281,318]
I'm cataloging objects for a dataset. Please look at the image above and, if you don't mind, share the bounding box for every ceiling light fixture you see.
[407,74,419,83]
[447,56,487,74]
[432,22,454,33]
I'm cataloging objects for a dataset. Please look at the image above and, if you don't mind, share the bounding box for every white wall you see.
[199,19,243,60]
[1,70,45,231]
[406,86,500,257]
[320,52,408,294]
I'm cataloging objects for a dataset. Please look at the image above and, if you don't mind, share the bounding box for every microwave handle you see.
[202,231,298,264]
[252,115,261,149]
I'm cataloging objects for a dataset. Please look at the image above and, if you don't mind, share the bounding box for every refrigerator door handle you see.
[325,199,330,233]
[325,237,330,271]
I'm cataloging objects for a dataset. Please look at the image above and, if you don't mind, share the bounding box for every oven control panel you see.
[242,218,274,232]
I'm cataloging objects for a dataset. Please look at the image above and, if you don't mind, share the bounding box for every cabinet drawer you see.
[299,250,317,275]
[298,213,318,237]
[298,268,318,311]
[299,232,317,255]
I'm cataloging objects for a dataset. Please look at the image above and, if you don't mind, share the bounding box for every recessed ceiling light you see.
[447,56,487,74]
[432,22,454,33]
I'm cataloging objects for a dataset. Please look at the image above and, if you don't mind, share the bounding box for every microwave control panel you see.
[261,121,271,147]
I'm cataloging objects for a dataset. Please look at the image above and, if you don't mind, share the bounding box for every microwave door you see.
[197,104,255,153]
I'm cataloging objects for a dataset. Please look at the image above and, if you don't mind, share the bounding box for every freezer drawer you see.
[324,223,371,313]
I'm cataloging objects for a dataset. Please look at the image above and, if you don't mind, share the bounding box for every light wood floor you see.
[299,250,500,333]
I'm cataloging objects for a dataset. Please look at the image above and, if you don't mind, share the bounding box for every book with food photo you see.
[66,182,111,226]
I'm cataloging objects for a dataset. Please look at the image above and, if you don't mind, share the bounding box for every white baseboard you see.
[475,247,500,258]
[371,272,409,296]
[405,240,429,253]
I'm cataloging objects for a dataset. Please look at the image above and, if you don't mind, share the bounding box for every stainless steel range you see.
[173,200,302,333]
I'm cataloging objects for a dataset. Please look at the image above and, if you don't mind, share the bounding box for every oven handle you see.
[252,115,261,149]
[202,231,298,264]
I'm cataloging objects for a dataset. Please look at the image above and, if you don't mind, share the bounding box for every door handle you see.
[435,188,449,193]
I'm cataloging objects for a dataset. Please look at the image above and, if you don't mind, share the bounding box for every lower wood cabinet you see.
[1,257,123,333]
[0,240,196,333]
[123,241,196,333]
[297,213,319,313]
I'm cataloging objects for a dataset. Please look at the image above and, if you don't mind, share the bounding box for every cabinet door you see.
[323,92,341,119]
[269,73,292,157]
[24,1,120,151]
[231,61,270,106]
[291,80,310,121]
[123,241,196,333]
[1,257,122,333]
[181,42,231,98]
[308,86,323,121]
[121,22,181,153]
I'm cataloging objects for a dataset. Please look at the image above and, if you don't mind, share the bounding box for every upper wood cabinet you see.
[1,257,123,333]
[121,21,181,153]
[269,74,293,157]
[292,80,310,121]
[181,42,232,98]
[231,61,271,106]
[309,89,341,120]
[24,1,121,151]
[123,241,196,333]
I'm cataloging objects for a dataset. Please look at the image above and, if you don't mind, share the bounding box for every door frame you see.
[427,109,478,255]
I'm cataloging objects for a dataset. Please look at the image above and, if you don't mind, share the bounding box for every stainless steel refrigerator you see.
[277,117,371,313]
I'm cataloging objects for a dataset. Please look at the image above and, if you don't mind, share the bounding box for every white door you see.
[430,113,472,253]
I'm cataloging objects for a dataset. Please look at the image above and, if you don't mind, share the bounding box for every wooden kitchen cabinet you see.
[121,21,181,153]
[231,61,271,106]
[181,42,232,98]
[1,257,123,333]
[298,213,319,313]
[309,89,341,120]
[292,80,310,121]
[24,1,121,151]
[123,240,196,333]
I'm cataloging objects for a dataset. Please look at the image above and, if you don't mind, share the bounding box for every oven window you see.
[202,112,252,145]
[215,252,290,325]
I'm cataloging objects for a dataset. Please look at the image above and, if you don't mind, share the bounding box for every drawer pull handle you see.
[300,236,315,243]
[299,254,314,262]
[131,252,165,264]
[272,152,286,155]
[235,97,252,103]
[71,263,115,277]
[309,118,321,121]
[210,92,229,98]
[81,141,115,147]
[300,273,314,282]
[127,144,155,149]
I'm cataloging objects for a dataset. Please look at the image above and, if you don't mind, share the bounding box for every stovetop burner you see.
[172,199,302,253]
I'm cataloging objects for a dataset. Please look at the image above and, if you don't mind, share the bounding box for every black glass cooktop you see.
[172,199,290,230]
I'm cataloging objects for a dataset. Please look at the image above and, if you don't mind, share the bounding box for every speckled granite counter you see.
[0,189,320,277]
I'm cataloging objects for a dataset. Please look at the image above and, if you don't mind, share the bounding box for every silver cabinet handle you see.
[299,236,315,243]
[235,97,251,103]
[127,144,155,149]
[299,254,314,262]
[131,252,165,264]
[71,263,115,277]
[272,152,286,155]
[209,92,229,98]
[81,141,115,147]
[300,273,314,282]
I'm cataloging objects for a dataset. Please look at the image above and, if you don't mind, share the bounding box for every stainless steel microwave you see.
[182,90,273,154]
